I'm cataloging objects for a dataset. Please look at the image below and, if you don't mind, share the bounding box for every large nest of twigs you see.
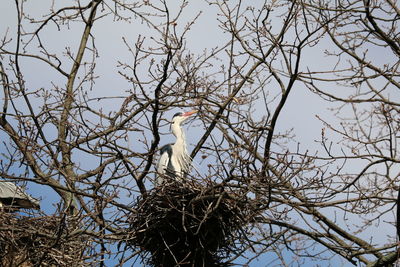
[128,179,249,266]
[0,212,87,267]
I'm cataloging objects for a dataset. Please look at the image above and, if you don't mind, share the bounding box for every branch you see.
[57,0,102,212]
[135,50,173,193]
[366,249,400,267]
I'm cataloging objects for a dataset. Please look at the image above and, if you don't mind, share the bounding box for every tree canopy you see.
[0,0,399,266]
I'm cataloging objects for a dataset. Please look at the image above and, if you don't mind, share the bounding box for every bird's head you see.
[171,110,198,126]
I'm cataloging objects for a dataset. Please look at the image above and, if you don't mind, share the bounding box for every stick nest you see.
[128,180,249,266]
[0,212,87,267]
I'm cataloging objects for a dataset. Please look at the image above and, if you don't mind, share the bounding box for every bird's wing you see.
[157,150,171,175]
[156,144,175,185]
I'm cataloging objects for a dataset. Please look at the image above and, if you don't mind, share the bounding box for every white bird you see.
[157,110,197,184]
[0,181,40,211]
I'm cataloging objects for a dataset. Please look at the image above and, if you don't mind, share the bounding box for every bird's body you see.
[0,181,40,211]
[157,110,197,184]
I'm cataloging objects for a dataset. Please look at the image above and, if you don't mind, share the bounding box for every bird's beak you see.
[182,110,198,117]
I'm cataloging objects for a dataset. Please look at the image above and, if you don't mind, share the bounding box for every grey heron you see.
[0,181,40,211]
[156,110,197,184]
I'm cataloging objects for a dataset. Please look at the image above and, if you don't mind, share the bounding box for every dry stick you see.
[160,232,179,265]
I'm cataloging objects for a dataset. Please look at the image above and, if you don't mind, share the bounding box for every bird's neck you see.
[172,123,187,148]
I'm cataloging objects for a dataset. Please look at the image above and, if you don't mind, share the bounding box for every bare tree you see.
[0,0,399,266]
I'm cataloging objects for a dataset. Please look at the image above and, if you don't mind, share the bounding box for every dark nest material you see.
[128,179,250,266]
[0,212,87,267]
